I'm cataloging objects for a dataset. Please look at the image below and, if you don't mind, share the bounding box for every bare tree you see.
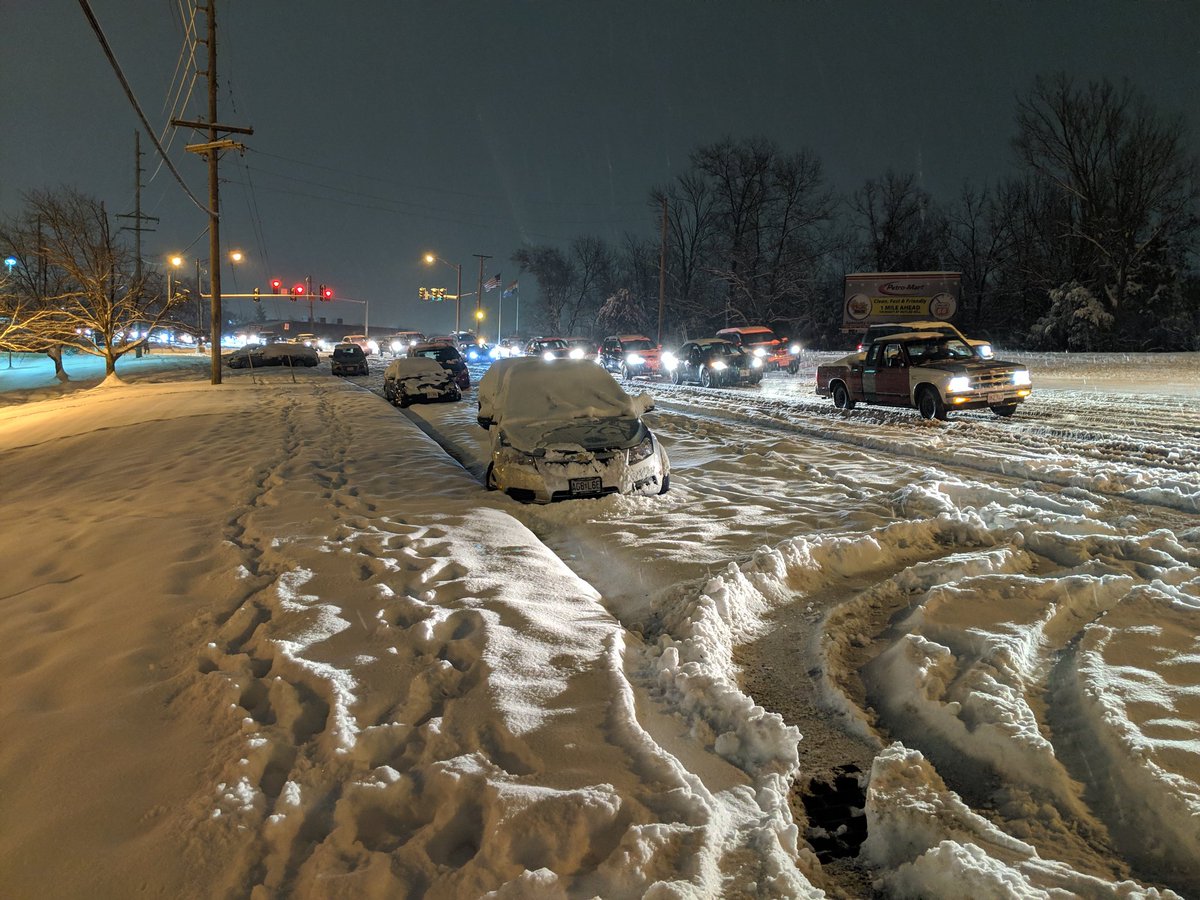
[850,169,946,273]
[511,237,613,336]
[1014,73,1199,343]
[944,181,1012,332]
[9,188,188,376]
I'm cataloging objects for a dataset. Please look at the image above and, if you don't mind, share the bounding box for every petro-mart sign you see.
[841,271,961,331]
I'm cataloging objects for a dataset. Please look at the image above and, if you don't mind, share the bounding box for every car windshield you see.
[905,338,976,363]
[744,331,779,344]
[537,339,568,350]
[415,347,460,363]
[620,339,654,351]
[704,342,739,356]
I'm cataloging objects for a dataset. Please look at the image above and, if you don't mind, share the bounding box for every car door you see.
[874,341,911,405]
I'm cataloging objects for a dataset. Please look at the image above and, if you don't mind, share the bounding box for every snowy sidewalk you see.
[0,374,812,898]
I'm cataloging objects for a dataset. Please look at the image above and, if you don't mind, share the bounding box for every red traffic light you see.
[292,284,305,296]
[270,278,282,294]
[322,286,333,300]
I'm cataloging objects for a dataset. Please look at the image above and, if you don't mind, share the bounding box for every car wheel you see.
[700,367,713,388]
[990,403,1018,418]
[917,386,947,420]
[485,462,497,491]
[671,367,683,385]
[788,362,799,375]
[832,382,856,410]
[658,473,670,495]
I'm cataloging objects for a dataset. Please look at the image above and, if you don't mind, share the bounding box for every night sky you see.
[4,0,1198,334]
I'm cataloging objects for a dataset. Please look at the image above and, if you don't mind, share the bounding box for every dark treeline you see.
[513,74,1200,351]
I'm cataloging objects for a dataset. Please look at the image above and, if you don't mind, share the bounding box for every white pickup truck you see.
[817,331,1032,419]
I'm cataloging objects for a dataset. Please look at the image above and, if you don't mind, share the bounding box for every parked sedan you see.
[408,341,471,390]
[477,358,669,503]
[330,342,370,376]
[663,339,762,387]
[382,357,463,407]
[262,342,319,367]
[223,343,268,369]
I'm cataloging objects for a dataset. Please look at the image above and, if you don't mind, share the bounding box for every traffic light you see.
[320,284,333,300]
[419,287,429,301]
[253,287,260,302]
[270,278,282,295]
[433,287,445,300]
[292,284,304,300]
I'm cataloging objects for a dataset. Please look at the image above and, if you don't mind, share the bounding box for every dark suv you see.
[331,342,369,376]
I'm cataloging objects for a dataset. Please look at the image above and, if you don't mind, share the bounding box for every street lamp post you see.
[424,253,463,331]
[173,250,244,352]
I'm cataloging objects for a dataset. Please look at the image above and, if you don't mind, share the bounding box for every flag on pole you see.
[484,273,501,292]
[503,279,518,298]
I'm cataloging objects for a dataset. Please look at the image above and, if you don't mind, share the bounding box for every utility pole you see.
[172,0,252,385]
[118,131,159,356]
[657,195,668,347]
[473,253,492,334]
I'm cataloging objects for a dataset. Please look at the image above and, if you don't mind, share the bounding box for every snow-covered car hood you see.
[500,415,646,456]
[479,358,654,427]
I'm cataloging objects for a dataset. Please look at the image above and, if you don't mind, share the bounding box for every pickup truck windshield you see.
[906,338,975,363]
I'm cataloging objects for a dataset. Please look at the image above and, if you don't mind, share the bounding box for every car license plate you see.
[986,392,1008,404]
[569,476,602,494]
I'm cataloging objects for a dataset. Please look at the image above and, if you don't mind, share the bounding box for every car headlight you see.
[468,350,479,360]
[368,340,379,354]
[1012,369,1031,386]
[628,434,654,464]
[753,347,767,357]
[662,352,678,369]
[751,357,763,368]
[570,348,585,359]
[543,351,556,361]
[625,353,644,365]
[789,343,801,355]
[711,360,727,371]
[391,340,401,352]
[947,376,971,393]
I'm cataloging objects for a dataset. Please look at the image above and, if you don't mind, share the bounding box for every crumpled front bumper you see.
[493,442,667,503]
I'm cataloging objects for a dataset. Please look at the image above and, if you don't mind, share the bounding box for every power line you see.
[75,0,213,217]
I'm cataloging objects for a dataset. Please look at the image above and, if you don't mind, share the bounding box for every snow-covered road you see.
[1,350,1197,898]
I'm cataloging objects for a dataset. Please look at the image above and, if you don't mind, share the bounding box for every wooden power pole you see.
[657,196,668,346]
[172,0,252,385]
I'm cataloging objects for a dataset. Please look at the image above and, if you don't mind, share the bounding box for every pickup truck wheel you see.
[990,403,1018,417]
[700,367,714,388]
[832,382,856,410]
[917,387,947,420]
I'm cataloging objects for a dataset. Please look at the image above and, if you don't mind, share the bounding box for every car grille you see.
[969,369,1020,391]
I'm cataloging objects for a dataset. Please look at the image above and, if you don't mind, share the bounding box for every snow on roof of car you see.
[488,359,653,452]
[385,356,452,379]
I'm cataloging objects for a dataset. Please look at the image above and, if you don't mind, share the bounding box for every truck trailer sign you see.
[842,271,961,331]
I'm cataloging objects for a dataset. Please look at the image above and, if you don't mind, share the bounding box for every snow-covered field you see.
[0,350,1196,898]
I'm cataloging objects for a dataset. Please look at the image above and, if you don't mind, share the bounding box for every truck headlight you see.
[625,353,644,365]
[662,352,678,369]
[753,347,767,357]
[570,348,585,359]
[628,434,654,464]
[1013,369,1031,386]
[789,343,801,355]
[543,351,556,361]
[711,360,727,371]
[751,357,763,368]
[947,376,971,393]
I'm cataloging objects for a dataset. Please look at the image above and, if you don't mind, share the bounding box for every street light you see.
[423,252,463,331]
[173,251,245,348]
